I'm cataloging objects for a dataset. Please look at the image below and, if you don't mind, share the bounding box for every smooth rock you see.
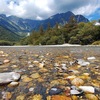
[28,65,34,68]
[0,61,3,65]
[61,64,67,70]
[29,87,34,92]
[67,75,76,80]
[54,63,60,67]
[87,57,96,60]
[0,72,20,84]
[51,95,71,100]
[2,92,12,100]
[95,87,100,94]
[77,59,90,66]
[49,87,63,95]
[79,86,95,93]
[16,95,25,100]
[0,51,4,54]
[39,62,45,68]
[3,59,10,64]
[31,73,41,79]
[70,90,82,95]
[8,82,19,87]
[72,95,78,100]
[11,65,18,68]
[71,78,84,86]
[32,94,42,100]
[22,76,32,82]
[85,94,98,100]
[70,86,83,95]
[33,60,39,64]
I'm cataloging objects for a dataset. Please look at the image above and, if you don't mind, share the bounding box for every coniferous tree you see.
[39,25,44,34]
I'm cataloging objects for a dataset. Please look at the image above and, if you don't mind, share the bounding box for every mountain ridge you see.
[0,26,21,42]
[0,11,89,34]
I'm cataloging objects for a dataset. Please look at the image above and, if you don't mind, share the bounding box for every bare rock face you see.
[0,72,20,84]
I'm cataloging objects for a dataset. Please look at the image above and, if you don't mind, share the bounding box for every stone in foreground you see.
[0,72,20,84]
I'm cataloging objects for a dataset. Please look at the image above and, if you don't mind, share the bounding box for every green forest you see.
[20,18,100,45]
[0,26,21,45]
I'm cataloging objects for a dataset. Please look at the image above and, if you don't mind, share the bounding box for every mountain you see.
[0,26,21,42]
[0,11,89,34]
[0,14,41,33]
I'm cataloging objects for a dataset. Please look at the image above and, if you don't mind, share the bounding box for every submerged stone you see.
[0,72,20,84]
[71,78,84,86]
[49,87,63,95]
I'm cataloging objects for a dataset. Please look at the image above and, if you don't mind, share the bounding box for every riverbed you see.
[0,46,100,100]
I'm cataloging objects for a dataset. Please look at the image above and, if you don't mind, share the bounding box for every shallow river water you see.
[0,46,100,100]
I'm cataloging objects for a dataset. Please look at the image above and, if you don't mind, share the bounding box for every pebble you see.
[22,76,32,82]
[32,94,42,100]
[87,57,96,60]
[79,86,95,93]
[71,78,84,86]
[2,92,12,100]
[85,94,98,100]
[0,61,3,65]
[29,87,34,92]
[8,82,19,87]
[0,51,4,54]
[77,59,90,66]
[67,75,76,80]
[39,62,45,68]
[28,65,34,68]
[30,73,41,79]
[16,95,25,100]
[11,65,18,68]
[3,59,10,63]
[70,89,83,95]
[72,95,78,100]
[49,87,63,95]
[51,95,72,100]
[0,72,20,84]
[61,63,67,70]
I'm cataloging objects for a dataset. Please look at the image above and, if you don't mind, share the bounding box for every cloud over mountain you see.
[0,0,100,20]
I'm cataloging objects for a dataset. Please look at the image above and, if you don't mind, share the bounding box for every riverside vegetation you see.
[20,18,100,45]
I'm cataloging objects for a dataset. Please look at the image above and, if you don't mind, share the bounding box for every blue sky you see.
[0,0,100,21]
[87,8,100,21]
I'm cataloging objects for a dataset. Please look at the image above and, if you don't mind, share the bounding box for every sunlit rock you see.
[0,72,20,84]
[2,92,12,100]
[8,82,19,87]
[30,73,41,79]
[87,57,96,60]
[71,78,84,86]
[85,94,98,100]
[79,86,95,93]
[32,94,42,100]
[51,95,71,100]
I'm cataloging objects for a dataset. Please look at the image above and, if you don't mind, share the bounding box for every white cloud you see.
[0,0,100,20]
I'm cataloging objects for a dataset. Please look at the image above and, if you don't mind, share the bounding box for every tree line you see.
[20,17,100,45]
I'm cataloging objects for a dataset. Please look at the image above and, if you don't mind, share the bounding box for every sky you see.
[0,0,100,21]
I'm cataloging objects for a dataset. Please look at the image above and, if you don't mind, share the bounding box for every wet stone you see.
[0,61,3,65]
[49,87,63,95]
[0,72,20,84]
[34,83,47,100]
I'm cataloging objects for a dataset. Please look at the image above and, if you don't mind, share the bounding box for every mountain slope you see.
[0,26,21,42]
[0,11,89,33]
